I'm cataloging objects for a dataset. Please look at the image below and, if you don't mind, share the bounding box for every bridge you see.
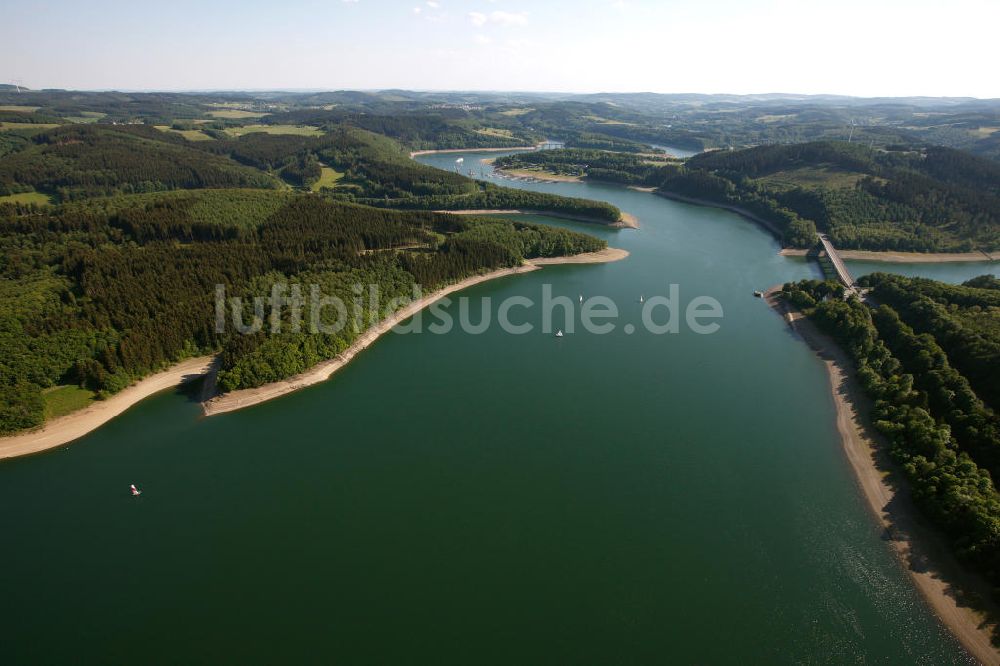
[817,233,857,295]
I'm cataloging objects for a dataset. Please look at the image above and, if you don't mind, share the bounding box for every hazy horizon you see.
[6,85,1000,102]
[4,0,998,98]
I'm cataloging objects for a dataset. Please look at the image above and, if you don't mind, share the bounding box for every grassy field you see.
[0,191,53,205]
[0,122,61,131]
[311,165,344,191]
[223,124,324,137]
[757,114,797,123]
[498,108,533,116]
[208,109,270,119]
[153,125,214,141]
[583,115,634,126]
[64,111,107,123]
[475,127,515,138]
[0,105,41,112]
[757,165,868,190]
[501,167,583,182]
[43,385,96,420]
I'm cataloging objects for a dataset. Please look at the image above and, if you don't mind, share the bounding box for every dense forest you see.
[781,277,1000,596]
[659,141,1000,251]
[0,125,281,200]
[0,121,625,225]
[0,191,604,434]
[2,87,998,440]
[494,148,679,186]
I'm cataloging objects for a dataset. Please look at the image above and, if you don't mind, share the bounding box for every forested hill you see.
[0,125,281,200]
[0,96,627,436]
[0,121,624,224]
[782,275,1000,606]
[259,110,539,151]
[660,141,1000,252]
[0,190,606,435]
[494,148,679,186]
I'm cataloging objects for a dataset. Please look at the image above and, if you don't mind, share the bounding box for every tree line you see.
[781,278,1000,597]
[0,192,605,434]
[665,141,1000,252]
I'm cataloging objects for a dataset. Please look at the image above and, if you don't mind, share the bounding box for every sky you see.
[3,0,998,98]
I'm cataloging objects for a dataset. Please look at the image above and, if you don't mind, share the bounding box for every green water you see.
[1,150,996,664]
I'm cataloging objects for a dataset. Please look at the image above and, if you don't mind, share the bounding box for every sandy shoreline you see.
[439,208,639,229]
[495,166,583,183]
[780,247,998,264]
[0,356,217,461]
[765,287,1000,664]
[655,191,784,237]
[1,248,628,455]
[409,145,538,157]
[0,248,628,457]
[203,248,628,416]
[663,191,999,265]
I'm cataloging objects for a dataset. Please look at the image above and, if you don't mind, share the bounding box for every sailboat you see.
[555,330,564,337]
[130,484,142,496]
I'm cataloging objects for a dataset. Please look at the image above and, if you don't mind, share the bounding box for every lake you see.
[0,148,994,663]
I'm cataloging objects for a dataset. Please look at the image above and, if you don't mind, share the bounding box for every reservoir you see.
[0,148,994,663]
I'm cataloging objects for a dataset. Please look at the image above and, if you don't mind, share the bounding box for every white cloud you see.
[474,34,492,45]
[426,0,440,7]
[491,10,529,26]
[413,6,422,12]
[468,10,528,27]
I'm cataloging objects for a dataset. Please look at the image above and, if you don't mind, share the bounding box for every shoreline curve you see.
[780,247,998,264]
[0,248,627,460]
[765,286,1000,664]
[660,191,998,265]
[0,356,217,461]
[409,145,538,157]
[202,248,629,416]
[439,208,639,229]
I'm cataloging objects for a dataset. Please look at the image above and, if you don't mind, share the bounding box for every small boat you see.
[579,294,583,303]
[555,330,564,337]
[639,295,645,303]
[130,484,142,496]
[753,290,764,298]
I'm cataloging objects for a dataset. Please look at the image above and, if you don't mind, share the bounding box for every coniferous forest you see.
[0,191,604,434]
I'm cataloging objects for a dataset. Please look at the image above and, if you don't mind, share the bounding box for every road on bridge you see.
[818,233,857,296]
